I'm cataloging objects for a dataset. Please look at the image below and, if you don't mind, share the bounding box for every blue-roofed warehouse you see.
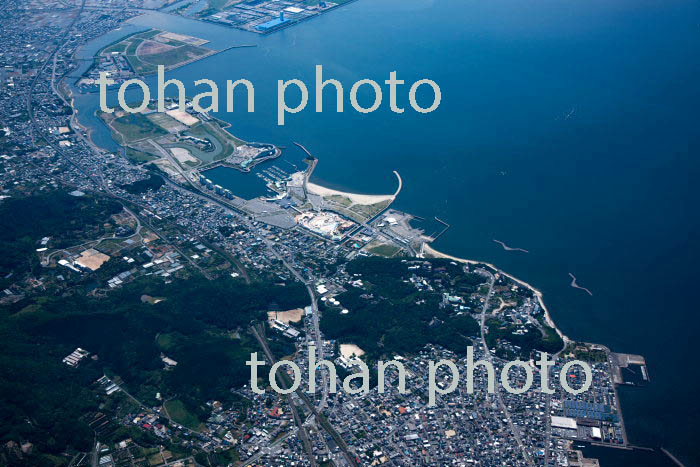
[255,16,290,32]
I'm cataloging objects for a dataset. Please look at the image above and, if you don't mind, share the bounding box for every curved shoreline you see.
[306,182,394,205]
[421,243,570,346]
[306,170,402,206]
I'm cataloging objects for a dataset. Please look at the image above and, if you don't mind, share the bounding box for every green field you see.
[126,55,151,75]
[126,148,158,163]
[102,42,128,54]
[110,113,167,143]
[326,194,353,207]
[321,197,392,224]
[137,29,162,40]
[163,399,204,431]
[367,244,402,257]
[124,37,144,56]
[350,199,392,219]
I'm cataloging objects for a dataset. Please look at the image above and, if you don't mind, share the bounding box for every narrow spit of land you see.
[569,272,593,296]
[493,239,530,253]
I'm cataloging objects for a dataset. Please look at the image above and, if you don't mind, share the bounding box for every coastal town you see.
[0,0,657,466]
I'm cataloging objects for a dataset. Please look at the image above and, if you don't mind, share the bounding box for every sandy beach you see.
[306,182,395,205]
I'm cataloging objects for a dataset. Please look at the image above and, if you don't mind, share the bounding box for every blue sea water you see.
[74,0,700,464]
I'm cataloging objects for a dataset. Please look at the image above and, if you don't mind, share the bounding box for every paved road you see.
[478,272,535,466]
[249,325,318,466]
[251,325,359,467]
